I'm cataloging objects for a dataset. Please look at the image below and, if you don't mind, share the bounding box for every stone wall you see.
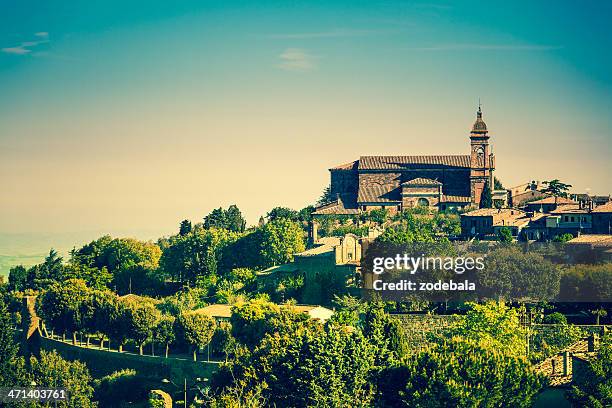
[330,168,359,205]
[38,335,219,383]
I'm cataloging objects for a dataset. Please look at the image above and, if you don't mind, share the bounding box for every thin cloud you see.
[2,32,50,55]
[277,48,318,72]
[266,28,399,39]
[409,43,563,51]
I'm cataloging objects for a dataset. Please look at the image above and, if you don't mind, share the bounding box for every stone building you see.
[524,196,578,214]
[317,107,496,215]
[591,201,612,234]
[460,208,536,238]
[257,235,362,305]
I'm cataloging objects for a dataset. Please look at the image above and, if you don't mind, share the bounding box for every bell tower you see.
[469,103,494,205]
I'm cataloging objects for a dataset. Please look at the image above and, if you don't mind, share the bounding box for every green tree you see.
[362,301,408,364]
[41,249,64,281]
[218,324,377,407]
[259,219,305,267]
[94,369,152,407]
[154,315,176,358]
[541,179,573,204]
[494,176,505,190]
[204,207,228,229]
[159,228,240,284]
[559,264,612,302]
[497,226,513,242]
[226,205,247,232]
[175,311,216,361]
[317,185,334,205]
[480,181,493,208]
[179,219,192,236]
[266,207,298,222]
[8,265,27,292]
[82,289,118,348]
[70,236,162,295]
[542,312,567,325]
[126,301,162,355]
[297,205,315,223]
[553,232,574,243]
[451,301,527,357]
[107,299,133,352]
[64,262,112,291]
[366,208,389,224]
[0,296,25,386]
[29,350,96,408]
[377,337,544,408]
[477,245,561,302]
[102,238,162,295]
[230,300,281,349]
[37,279,91,343]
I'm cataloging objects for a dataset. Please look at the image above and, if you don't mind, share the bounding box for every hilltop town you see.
[1,109,610,408]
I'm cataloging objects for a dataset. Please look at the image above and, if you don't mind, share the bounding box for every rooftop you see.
[357,183,400,203]
[593,201,612,213]
[402,177,442,186]
[463,208,524,217]
[329,160,359,171]
[567,234,612,246]
[526,196,577,205]
[441,195,472,203]
[358,155,471,170]
[551,204,590,214]
[312,198,360,215]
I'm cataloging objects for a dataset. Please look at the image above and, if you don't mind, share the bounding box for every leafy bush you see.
[377,337,544,408]
[94,369,153,407]
[542,312,567,325]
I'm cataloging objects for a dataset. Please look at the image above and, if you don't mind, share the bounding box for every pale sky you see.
[1,1,611,238]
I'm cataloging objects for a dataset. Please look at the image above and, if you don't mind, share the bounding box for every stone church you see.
[314,107,495,215]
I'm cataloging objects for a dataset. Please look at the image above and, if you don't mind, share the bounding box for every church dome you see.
[471,106,487,133]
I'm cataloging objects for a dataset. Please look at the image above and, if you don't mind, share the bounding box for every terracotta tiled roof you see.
[593,201,612,213]
[568,234,612,246]
[402,177,442,186]
[329,160,359,170]
[441,195,471,203]
[358,155,471,170]
[312,199,360,215]
[551,205,590,214]
[526,196,577,205]
[463,208,525,217]
[357,184,400,203]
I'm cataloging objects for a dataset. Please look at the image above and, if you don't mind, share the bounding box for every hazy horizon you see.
[2,1,611,269]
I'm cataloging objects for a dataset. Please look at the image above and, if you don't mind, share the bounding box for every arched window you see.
[417,198,429,207]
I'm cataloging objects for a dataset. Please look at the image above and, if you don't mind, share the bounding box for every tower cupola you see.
[471,105,488,134]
